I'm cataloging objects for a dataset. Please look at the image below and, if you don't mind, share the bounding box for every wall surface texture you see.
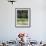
[0,0,46,41]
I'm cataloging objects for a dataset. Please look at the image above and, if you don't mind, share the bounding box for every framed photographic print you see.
[15,8,31,28]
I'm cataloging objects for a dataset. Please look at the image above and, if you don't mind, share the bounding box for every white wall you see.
[0,0,46,42]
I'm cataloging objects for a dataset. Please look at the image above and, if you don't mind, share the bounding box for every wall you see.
[0,0,46,42]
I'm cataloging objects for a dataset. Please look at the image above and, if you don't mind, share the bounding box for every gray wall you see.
[0,0,46,41]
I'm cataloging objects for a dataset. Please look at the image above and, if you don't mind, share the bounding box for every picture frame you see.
[15,8,31,28]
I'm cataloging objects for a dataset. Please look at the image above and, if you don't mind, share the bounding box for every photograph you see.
[15,8,31,28]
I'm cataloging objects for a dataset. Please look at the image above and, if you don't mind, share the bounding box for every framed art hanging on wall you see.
[15,8,31,28]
